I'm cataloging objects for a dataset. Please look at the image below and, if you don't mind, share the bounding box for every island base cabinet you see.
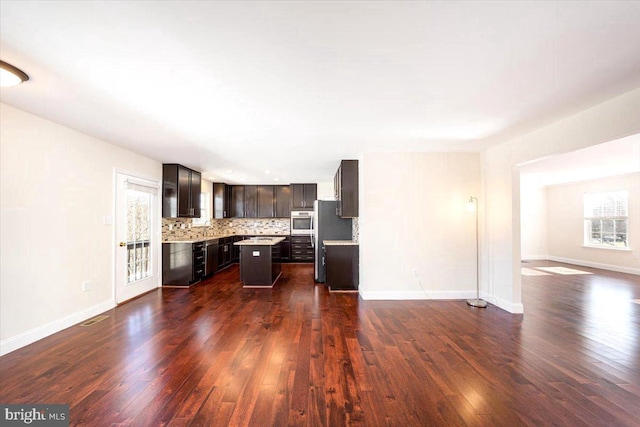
[239,244,282,287]
[325,245,359,291]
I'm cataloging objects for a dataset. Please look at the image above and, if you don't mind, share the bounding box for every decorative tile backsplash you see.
[352,217,359,243]
[162,217,359,242]
[162,218,290,241]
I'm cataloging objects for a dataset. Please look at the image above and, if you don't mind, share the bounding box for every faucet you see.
[202,220,212,238]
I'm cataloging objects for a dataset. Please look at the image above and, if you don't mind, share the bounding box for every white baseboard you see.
[481,293,525,314]
[521,255,549,261]
[0,300,115,356]
[548,256,640,276]
[358,289,525,314]
[359,289,476,300]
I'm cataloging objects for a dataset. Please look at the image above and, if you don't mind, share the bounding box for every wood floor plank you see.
[1,262,639,426]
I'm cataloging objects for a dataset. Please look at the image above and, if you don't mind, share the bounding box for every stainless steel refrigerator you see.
[314,200,352,282]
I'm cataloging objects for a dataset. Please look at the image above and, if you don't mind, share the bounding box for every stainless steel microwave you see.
[291,210,314,235]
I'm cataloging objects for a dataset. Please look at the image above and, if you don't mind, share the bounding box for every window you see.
[192,193,211,226]
[584,190,628,248]
[126,186,153,283]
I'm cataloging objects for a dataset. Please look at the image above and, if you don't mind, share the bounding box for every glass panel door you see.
[115,172,159,304]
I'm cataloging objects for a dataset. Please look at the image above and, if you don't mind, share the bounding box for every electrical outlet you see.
[82,281,91,292]
[633,252,639,260]
[413,269,418,277]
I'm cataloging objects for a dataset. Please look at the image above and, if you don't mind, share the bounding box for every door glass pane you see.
[127,189,152,284]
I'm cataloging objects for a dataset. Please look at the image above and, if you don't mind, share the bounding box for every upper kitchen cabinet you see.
[335,160,358,217]
[244,185,258,218]
[162,164,201,218]
[257,185,275,218]
[213,182,231,218]
[230,185,245,218]
[275,185,291,218]
[291,183,317,210]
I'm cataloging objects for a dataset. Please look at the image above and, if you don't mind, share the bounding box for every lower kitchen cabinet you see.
[290,235,314,262]
[232,235,243,262]
[217,237,233,270]
[325,244,359,291]
[162,241,205,286]
[280,236,291,262]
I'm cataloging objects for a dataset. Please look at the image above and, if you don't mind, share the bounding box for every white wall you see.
[520,180,548,260]
[316,181,335,201]
[0,103,162,355]
[482,87,640,313]
[359,152,480,300]
[546,173,640,274]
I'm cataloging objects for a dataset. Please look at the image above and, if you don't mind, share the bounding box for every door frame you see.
[112,168,163,305]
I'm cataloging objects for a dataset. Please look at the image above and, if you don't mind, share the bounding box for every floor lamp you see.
[467,196,487,308]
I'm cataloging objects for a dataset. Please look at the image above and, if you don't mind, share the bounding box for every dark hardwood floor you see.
[1,261,639,426]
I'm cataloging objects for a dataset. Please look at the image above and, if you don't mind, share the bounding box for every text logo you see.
[1,404,69,426]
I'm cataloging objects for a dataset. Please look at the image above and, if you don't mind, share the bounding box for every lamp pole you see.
[467,196,487,308]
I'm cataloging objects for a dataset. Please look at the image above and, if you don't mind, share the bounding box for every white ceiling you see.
[1,1,640,184]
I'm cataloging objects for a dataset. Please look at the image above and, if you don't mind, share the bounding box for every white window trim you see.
[192,193,211,226]
[581,245,631,252]
[583,190,629,250]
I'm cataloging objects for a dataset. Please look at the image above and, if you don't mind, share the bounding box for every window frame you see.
[583,190,629,250]
[192,192,211,226]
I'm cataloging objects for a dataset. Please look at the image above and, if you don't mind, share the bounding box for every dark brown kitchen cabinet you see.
[162,164,201,218]
[162,241,205,286]
[290,235,314,262]
[257,185,275,218]
[213,182,231,218]
[290,183,317,210]
[244,185,258,218]
[230,185,245,218]
[325,244,359,291]
[217,237,232,269]
[232,235,243,262]
[275,185,291,218]
[335,160,358,218]
[280,236,291,262]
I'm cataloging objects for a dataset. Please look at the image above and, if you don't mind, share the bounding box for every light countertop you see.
[234,237,286,246]
[323,240,359,246]
[164,232,289,244]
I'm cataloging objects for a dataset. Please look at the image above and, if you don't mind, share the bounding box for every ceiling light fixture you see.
[0,61,29,87]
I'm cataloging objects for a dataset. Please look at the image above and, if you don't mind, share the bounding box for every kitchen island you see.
[234,237,285,288]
